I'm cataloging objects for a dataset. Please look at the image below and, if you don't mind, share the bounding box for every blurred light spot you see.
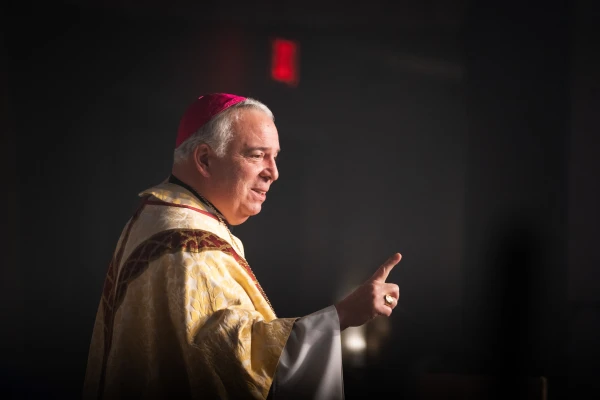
[344,329,367,352]
[342,325,367,367]
[271,38,299,87]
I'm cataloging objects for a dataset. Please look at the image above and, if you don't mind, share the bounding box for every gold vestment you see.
[83,183,296,399]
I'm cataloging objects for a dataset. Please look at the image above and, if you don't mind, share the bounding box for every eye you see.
[250,153,263,159]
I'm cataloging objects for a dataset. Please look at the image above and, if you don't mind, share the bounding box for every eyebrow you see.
[248,146,281,153]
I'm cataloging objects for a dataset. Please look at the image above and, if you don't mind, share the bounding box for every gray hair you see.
[173,97,274,164]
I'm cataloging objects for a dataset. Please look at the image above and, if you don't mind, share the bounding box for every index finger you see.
[370,253,402,282]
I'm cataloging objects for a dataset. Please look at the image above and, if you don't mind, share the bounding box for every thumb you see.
[370,253,402,282]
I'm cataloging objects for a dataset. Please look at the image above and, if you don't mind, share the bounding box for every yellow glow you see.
[343,329,366,352]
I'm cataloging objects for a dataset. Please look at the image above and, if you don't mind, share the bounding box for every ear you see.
[193,144,213,178]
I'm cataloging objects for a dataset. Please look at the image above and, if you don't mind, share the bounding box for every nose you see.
[261,157,279,182]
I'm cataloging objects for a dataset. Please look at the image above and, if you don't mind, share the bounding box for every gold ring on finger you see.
[384,294,394,306]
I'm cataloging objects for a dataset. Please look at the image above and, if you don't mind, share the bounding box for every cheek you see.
[240,167,259,185]
[233,171,252,195]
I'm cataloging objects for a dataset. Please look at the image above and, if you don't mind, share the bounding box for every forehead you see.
[231,108,279,150]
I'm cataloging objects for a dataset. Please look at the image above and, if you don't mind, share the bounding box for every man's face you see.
[209,108,280,225]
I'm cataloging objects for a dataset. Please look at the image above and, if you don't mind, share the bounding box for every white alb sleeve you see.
[271,305,345,400]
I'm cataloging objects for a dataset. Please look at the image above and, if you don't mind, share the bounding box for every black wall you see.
[2,0,598,399]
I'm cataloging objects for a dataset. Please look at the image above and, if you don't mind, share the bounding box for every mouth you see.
[251,189,267,200]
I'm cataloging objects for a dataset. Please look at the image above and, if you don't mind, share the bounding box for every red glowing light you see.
[271,38,299,86]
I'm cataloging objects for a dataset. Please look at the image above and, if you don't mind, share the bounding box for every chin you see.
[245,204,262,215]
[233,207,261,224]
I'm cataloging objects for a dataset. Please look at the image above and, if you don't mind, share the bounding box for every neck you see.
[168,174,230,226]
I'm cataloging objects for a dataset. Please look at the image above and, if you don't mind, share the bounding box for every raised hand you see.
[334,253,402,331]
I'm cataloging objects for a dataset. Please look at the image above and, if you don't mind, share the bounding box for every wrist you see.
[334,303,348,331]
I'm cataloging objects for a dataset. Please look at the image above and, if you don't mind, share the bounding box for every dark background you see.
[1,0,599,398]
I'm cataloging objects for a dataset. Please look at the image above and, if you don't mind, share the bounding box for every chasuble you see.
[83,182,344,399]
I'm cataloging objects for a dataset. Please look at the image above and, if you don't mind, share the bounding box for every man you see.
[83,93,401,399]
